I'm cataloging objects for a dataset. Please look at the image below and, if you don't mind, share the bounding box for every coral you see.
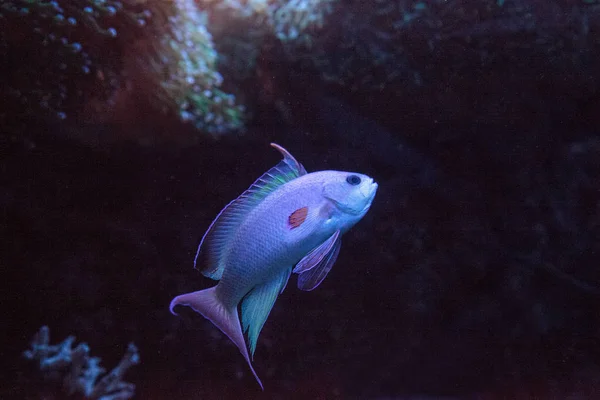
[0,0,151,122]
[273,0,336,45]
[285,0,434,90]
[282,0,600,92]
[23,326,140,400]
[134,0,245,135]
[197,0,278,80]
[0,0,245,136]
[207,0,277,19]
[201,0,338,78]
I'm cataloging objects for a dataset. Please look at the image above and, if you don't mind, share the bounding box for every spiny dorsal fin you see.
[195,144,307,279]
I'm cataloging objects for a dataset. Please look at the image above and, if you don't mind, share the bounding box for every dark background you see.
[2,0,600,399]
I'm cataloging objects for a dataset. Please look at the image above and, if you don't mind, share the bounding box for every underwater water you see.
[2,0,600,399]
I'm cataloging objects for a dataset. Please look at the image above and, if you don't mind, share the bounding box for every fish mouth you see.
[360,181,378,212]
[361,179,378,200]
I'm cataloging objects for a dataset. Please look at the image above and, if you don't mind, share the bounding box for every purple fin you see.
[195,143,307,280]
[293,230,340,274]
[294,231,342,291]
[169,287,264,390]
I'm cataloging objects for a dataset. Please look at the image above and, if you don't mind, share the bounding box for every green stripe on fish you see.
[170,143,378,389]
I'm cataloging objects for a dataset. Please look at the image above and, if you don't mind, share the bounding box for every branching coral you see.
[23,326,140,400]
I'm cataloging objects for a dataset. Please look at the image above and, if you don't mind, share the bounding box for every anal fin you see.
[241,268,292,358]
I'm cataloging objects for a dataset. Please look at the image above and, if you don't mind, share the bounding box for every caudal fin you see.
[170,287,264,389]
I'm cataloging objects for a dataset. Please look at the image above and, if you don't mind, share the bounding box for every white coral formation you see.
[23,326,140,400]
[139,0,245,134]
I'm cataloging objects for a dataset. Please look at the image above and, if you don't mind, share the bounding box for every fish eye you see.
[346,175,361,186]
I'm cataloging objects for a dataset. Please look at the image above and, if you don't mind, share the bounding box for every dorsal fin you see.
[195,144,307,279]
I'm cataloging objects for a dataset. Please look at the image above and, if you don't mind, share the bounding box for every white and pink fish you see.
[170,143,378,388]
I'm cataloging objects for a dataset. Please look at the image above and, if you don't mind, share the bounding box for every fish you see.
[169,143,378,389]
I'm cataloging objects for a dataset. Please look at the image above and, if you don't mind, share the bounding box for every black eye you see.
[346,175,361,185]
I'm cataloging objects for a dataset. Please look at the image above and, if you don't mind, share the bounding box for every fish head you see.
[321,171,378,228]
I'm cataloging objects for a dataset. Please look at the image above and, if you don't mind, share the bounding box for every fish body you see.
[218,170,372,306]
[170,144,377,389]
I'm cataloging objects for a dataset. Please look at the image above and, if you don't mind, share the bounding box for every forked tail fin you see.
[170,287,264,389]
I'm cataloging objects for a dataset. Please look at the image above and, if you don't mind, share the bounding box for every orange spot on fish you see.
[289,207,308,229]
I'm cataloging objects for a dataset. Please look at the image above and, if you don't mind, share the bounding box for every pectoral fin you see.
[241,267,292,358]
[294,230,341,291]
